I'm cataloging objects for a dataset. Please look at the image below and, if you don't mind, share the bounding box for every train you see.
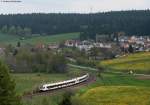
[39,73,89,92]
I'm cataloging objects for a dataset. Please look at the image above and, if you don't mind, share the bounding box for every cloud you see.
[0,0,149,14]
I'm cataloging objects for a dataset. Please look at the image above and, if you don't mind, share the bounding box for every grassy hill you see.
[72,71,150,105]
[0,32,80,45]
[100,52,150,74]
[75,86,150,105]
[12,67,84,105]
[0,33,20,45]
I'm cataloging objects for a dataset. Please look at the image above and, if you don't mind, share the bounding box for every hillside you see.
[0,32,79,45]
[0,10,150,37]
[100,52,150,74]
[75,86,150,105]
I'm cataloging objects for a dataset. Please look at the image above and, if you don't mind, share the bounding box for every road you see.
[68,64,150,76]
[68,64,98,71]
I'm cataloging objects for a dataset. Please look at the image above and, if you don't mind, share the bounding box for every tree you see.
[80,32,88,41]
[90,47,99,60]
[17,41,21,47]
[16,26,24,35]
[23,27,32,36]
[0,60,21,105]
[1,25,8,33]
[128,44,134,53]
[8,26,16,35]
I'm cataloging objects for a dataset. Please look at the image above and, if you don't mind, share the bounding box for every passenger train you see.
[39,73,89,92]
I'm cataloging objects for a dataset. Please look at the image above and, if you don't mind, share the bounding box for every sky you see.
[0,0,150,14]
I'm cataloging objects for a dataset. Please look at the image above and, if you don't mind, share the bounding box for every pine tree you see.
[23,27,32,36]
[1,25,8,33]
[16,26,24,36]
[0,60,21,105]
[128,45,134,53]
[8,26,17,35]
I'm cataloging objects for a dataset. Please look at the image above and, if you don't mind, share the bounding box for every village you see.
[0,35,150,60]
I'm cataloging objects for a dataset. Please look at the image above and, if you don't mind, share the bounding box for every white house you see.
[94,43,112,49]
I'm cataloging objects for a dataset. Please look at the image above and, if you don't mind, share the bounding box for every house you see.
[94,43,112,49]
[48,43,59,50]
[35,43,45,49]
[77,44,93,51]
[76,40,94,51]
[65,40,80,47]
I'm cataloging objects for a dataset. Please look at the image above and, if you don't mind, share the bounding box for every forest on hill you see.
[0,10,150,39]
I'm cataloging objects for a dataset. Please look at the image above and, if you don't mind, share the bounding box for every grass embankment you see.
[76,86,150,105]
[73,72,150,105]
[0,32,80,45]
[100,52,150,74]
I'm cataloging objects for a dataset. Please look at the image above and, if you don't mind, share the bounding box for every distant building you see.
[35,43,45,49]
[94,43,112,49]
[65,40,80,47]
[48,43,59,50]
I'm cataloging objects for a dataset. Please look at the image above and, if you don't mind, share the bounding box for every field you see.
[11,67,84,105]
[100,52,150,74]
[76,86,150,105]
[12,67,83,95]
[11,68,150,105]
[12,73,70,95]
[0,32,80,45]
[0,33,20,44]
[73,72,150,105]
[23,91,64,105]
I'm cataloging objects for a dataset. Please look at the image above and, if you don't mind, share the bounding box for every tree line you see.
[0,10,150,38]
[4,46,67,73]
[0,25,32,36]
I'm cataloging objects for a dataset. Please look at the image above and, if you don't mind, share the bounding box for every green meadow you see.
[12,65,150,105]
[0,32,80,45]
[11,67,85,105]
[100,52,150,74]
[12,73,69,95]
[75,86,150,105]
[12,67,84,95]
[73,72,150,105]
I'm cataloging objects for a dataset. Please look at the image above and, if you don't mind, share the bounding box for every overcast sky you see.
[0,0,150,14]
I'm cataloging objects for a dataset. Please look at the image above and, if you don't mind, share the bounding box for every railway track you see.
[22,74,96,99]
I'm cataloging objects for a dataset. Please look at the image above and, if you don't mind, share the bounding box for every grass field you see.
[11,67,84,105]
[12,67,84,95]
[0,33,20,45]
[78,72,150,94]
[12,68,150,105]
[100,52,150,74]
[12,73,70,95]
[23,91,64,105]
[73,72,150,105]
[0,32,80,45]
[75,86,150,105]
